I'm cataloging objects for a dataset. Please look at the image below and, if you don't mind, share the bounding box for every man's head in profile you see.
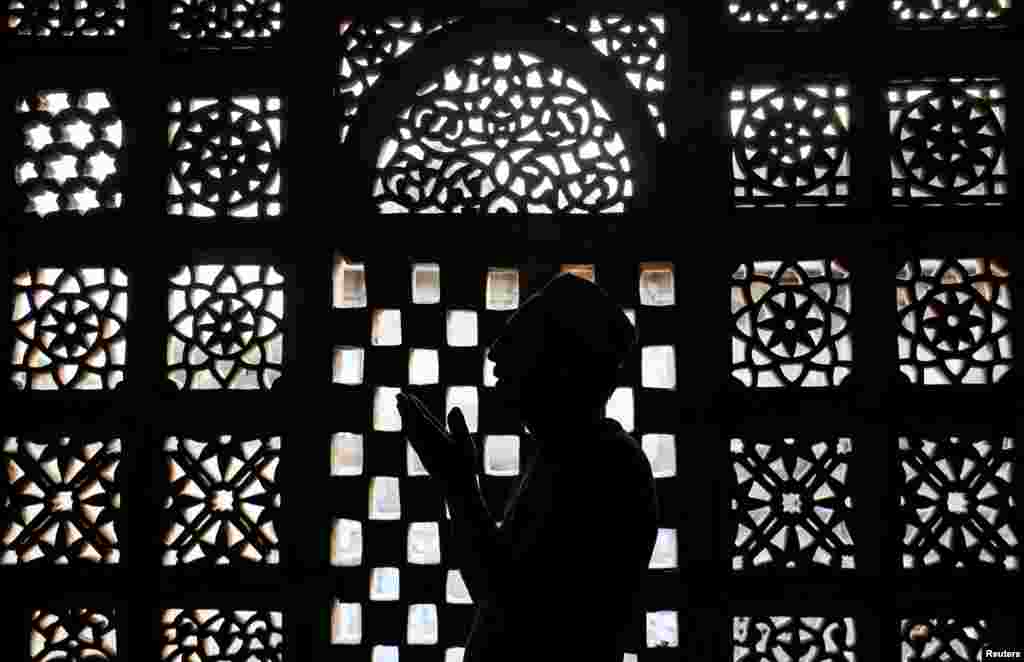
[486,272,637,424]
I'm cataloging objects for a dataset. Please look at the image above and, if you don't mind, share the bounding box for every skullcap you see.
[535,272,636,368]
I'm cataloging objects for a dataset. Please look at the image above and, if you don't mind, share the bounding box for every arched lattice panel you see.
[339,14,668,146]
[372,51,636,214]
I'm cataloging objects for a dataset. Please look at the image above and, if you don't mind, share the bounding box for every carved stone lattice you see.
[727,0,850,25]
[889,78,1008,205]
[338,16,458,144]
[731,436,855,570]
[549,13,668,138]
[30,609,117,662]
[167,264,285,390]
[730,83,851,206]
[169,0,283,41]
[7,0,126,36]
[899,435,1018,570]
[731,259,852,388]
[168,96,283,219]
[2,436,121,565]
[162,435,280,565]
[16,91,124,217]
[891,0,1011,24]
[374,51,634,214]
[734,617,857,662]
[161,610,284,662]
[899,618,989,661]
[10,267,128,390]
[896,258,1012,385]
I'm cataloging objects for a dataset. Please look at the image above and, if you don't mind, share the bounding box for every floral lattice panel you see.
[167,264,285,390]
[900,618,989,661]
[169,0,283,41]
[7,1,126,36]
[731,436,855,570]
[891,0,1011,24]
[549,13,668,138]
[167,96,283,219]
[16,90,124,217]
[338,15,459,144]
[2,436,121,565]
[889,78,1008,205]
[11,267,128,390]
[730,83,851,206]
[731,259,852,388]
[162,610,284,662]
[899,434,1017,570]
[163,435,280,565]
[896,258,1012,385]
[30,609,118,662]
[374,51,635,214]
[734,617,857,662]
[728,0,850,25]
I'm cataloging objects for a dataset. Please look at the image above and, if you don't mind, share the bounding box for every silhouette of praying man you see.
[396,272,659,661]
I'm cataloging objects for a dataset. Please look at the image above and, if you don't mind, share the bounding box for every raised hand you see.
[396,391,478,490]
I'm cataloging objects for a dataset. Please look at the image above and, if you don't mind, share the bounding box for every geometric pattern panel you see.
[896,258,1012,385]
[167,264,285,390]
[338,15,458,144]
[30,608,118,662]
[729,83,852,207]
[162,435,281,565]
[161,610,285,662]
[734,617,857,661]
[15,90,124,217]
[900,618,990,661]
[899,435,1017,571]
[167,95,283,219]
[727,0,851,25]
[373,51,635,214]
[169,0,284,42]
[730,436,855,570]
[2,435,121,565]
[548,13,669,138]
[891,0,1011,24]
[731,259,853,388]
[7,1,126,36]
[889,78,1008,205]
[10,267,129,390]
[329,259,666,656]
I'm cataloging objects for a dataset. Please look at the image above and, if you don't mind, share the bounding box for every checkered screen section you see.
[328,258,680,655]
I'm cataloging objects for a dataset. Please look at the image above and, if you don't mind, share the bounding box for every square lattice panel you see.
[327,258,680,656]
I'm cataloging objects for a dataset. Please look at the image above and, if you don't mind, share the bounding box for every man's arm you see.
[444,473,552,608]
[444,477,502,606]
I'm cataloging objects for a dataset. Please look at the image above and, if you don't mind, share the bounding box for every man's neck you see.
[520,403,607,443]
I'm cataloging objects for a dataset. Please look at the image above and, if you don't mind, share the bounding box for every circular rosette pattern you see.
[374,51,634,214]
[731,260,852,388]
[10,268,128,390]
[731,84,850,203]
[892,82,1006,198]
[168,96,282,218]
[896,258,1012,384]
[167,265,285,390]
